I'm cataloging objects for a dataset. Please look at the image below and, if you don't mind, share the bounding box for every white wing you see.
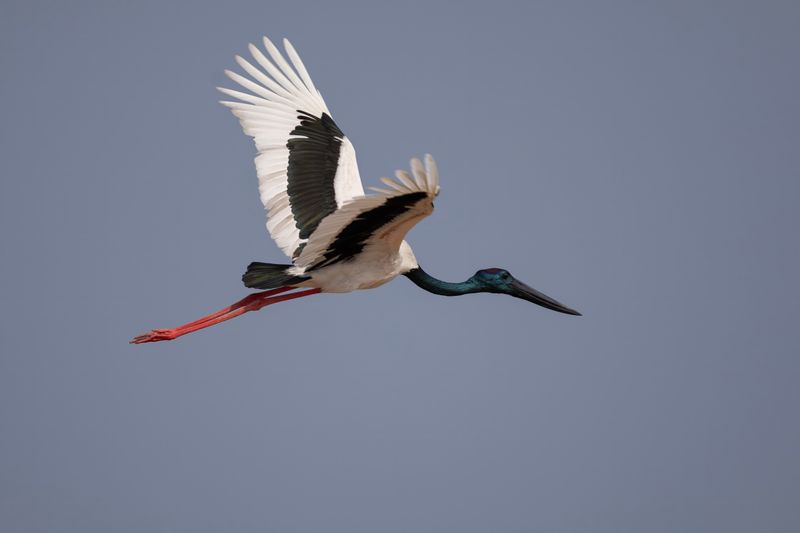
[296,155,440,271]
[219,37,364,260]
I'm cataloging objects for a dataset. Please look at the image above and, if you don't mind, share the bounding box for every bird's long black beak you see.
[510,279,582,316]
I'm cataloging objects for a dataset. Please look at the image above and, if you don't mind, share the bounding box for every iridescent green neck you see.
[404,267,481,296]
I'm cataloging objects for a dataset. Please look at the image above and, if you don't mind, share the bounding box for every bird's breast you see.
[304,240,418,293]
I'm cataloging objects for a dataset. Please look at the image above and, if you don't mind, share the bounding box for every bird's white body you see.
[293,240,419,293]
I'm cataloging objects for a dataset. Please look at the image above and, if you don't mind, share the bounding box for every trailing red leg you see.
[130,288,321,344]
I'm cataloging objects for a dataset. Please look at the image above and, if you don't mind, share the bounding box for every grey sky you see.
[1,1,799,532]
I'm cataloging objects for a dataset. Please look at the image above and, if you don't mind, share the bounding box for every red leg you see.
[175,287,293,330]
[130,288,321,344]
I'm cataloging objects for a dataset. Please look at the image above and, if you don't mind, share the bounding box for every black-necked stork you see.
[131,37,580,344]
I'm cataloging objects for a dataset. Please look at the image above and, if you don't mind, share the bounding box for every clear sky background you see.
[1,1,799,532]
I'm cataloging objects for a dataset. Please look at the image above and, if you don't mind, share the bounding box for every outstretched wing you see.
[296,155,441,271]
[219,37,364,260]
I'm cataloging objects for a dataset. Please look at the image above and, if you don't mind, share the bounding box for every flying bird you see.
[131,37,580,344]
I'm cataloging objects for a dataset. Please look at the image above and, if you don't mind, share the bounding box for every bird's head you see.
[471,268,582,316]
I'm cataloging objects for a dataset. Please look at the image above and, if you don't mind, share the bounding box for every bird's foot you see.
[130,328,178,344]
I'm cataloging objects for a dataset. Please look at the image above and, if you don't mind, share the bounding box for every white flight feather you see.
[283,39,320,97]
[263,37,308,94]
[394,170,416,191]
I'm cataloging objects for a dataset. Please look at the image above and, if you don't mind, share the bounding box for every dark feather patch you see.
[310,192,428,270]
[286,111,344,246]
[242,262,309,289]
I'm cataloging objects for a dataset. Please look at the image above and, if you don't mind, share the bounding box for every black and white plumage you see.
[219,37,439,293]
[130,35,579,344]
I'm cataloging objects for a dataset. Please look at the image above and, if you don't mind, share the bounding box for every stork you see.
[131,37,580,344]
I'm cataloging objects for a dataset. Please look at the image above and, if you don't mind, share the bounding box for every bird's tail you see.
[242,262,309,290]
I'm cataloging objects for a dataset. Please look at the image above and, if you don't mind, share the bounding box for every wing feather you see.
[283,38,320,97]
[220,37,364,260]
[296,155,440,270]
